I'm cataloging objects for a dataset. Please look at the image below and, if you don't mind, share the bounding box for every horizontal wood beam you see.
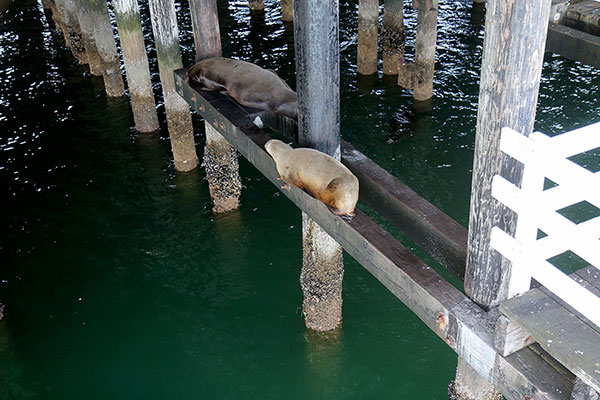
[174,68,573,400]
[340,142,467,279]
[546,22,600,69]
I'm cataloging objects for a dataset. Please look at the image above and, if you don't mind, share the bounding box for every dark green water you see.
[1,0,599,398]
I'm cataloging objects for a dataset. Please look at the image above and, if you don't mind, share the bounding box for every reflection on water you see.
[304,327,343,398]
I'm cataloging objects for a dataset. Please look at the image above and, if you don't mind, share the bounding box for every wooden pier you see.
[174,69,579,400]
[36,0,600,398]
[546,0,600,69]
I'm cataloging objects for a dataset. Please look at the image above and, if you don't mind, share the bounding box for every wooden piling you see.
[449,358,502,400]
[571,377,599,400]
[189,0,222,60]
[189,0,241,212]
[357,0,379,75]
[54,0,87,64]
[465,0,551,310]
[86,0,125,96]
[48,0,70,46]
[248,0,264,11]
[413,0,437,101]
[294,0,344,331]
[459,0,552,398]
[382,0,404,75]
[149,0,198,171]
[113,0,160,133]
[281,0,293,22]
[74,0,103,76]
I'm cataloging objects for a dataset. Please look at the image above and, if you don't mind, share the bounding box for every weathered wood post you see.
[382,0,404,75]
[294,0,344,331]
[413,0,437,101]
[86,0,125,96]
[54,0,87,63]
[281,0,293,22]
[74,0,103,76]
[189,0,242,212]
[452,0,552,399]
[48,0,71,47]
[571,377,599,400]
[397,0,437,101]
[248,0,264,11]
[357,0,379,75]
[148,0,199,172]
[113,0,160,133]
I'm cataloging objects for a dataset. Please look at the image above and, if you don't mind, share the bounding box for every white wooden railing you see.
[490,122,600,328]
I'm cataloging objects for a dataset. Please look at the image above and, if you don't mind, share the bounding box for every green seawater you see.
[1,0,599,399]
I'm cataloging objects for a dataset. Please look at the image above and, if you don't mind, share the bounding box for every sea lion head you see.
[265,139,292,159]
[323,177,358,217]
[185,58,219,84]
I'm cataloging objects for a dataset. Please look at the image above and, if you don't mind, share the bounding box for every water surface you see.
[1,0,599,398]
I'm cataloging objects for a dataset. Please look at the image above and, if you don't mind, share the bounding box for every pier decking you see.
[501,266,600,393]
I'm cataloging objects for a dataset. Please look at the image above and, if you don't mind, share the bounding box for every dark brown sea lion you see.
[185,57,298,120]
[265,139,359,216]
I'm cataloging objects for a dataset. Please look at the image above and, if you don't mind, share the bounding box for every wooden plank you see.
[224,102,469,280]
[495,345,574,400]
[243,119,469,279]
[496,266,600,357]
[174,69,573,400]
[500,266,600,393]
[571,377,600,400]
[494,314,535,357]
[563,0,600,36]
[341,143,467,279]
[546,23,600,69]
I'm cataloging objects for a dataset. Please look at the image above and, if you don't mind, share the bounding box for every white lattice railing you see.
[490,122,600,328]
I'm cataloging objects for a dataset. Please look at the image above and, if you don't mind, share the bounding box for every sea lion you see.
[265,139,359,216]
[185,57,298,120]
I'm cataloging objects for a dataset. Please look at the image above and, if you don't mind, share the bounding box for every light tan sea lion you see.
[265,139,359,216]
[185,57,298,120]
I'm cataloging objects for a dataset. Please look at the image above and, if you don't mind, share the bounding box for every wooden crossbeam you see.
[174,68,574,400]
